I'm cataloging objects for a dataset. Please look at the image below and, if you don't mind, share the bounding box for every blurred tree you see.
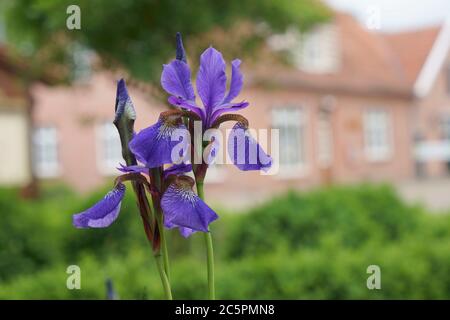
[2,0,330,83]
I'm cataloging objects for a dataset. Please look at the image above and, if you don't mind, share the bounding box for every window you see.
[317,111,333,168]
[71,43,93,82]
[440,116,450,140]
[447,65,450,95]
[272,107,306,173]
[33,127,59,178]
[97,122,123,174]
[295,24,340,74]
[363,108,392,161]
[267,24,340,74]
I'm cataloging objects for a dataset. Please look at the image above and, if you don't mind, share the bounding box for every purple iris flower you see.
[157,44,271,171]
[129,112,189,169]
[161,176,218,237]
[73,183,126,228]
[118,162,192,179]
[162,46,248,128]
[163,163,193,179]
[72,38,268,236]
[228,123,272,171]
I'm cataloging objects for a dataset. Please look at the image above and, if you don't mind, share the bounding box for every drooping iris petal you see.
[161,179,218,233]
[168,96,205,120]
[228,123,272,171]
[117,163,148,175]
[204,136,221,165]
[196,47,227,113]
[223,59,243,104]
[73,183,126,228]
[210,101,249,126]
[163,163,193,179]
[165,220,196,238]
[161,60,196,101]
[129,117,189,169]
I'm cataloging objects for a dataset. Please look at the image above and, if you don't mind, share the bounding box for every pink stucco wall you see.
[32,71,416,206]
[32,72,165,192]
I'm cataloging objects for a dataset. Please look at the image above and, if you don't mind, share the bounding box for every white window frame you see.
[295,24,340,74]
[317,111,333,168]
[440,114,450,141]
[33,126,60,178]
[96,121,123,176]
[447,64,450,95]
[363,108,393,162]
[272,107,308,178]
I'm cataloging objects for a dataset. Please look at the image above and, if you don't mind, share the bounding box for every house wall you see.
[414,52,450,177]
[0,107,31,185]
[31,72,165,191]
[202,86,414,206]
[31,72,414,206]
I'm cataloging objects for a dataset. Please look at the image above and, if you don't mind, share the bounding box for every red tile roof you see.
[250,13,441,98]
[382,26,440,85]
[0,45,28,101]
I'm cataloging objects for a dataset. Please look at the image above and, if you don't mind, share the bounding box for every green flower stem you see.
[143,192,172,299]
[196,181,215,300]
[151,168,171,281]
[157,211,171,281]
[155,253,173,300]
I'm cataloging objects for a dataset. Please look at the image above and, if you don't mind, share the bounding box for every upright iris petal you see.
[228,123,272,171]
[161,176,218,234]
[161,60,196,101]
[129,114,189,169]
[223,59,243,104]
[73,183,126,228]
[196,47,227,115]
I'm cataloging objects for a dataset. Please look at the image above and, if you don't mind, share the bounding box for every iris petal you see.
[227,123,272,171]
[161,60,195,101]
[129,118,189,169]
[210,101,249,125]
[168,96,205,120]
[117,164,148,174]
[163,163,193,179]
[161,183,218,233]
[223,59,243,104]
[196,47,227,113]
[165,220,196,238]
[73,183,126,228]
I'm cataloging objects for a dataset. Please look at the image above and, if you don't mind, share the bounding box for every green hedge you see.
[0,184,449,299]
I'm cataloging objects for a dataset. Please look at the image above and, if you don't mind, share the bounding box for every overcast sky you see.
[325,0,449,32]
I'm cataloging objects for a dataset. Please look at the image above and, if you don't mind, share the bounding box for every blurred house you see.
[31,72,165,191]
[383,23,450,177]
[0,46,32,186]
[2,12,450,206]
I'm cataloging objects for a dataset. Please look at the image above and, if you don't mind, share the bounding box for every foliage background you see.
[0,0,449,300]
[1,184,449,299]
[1,0,330,83]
